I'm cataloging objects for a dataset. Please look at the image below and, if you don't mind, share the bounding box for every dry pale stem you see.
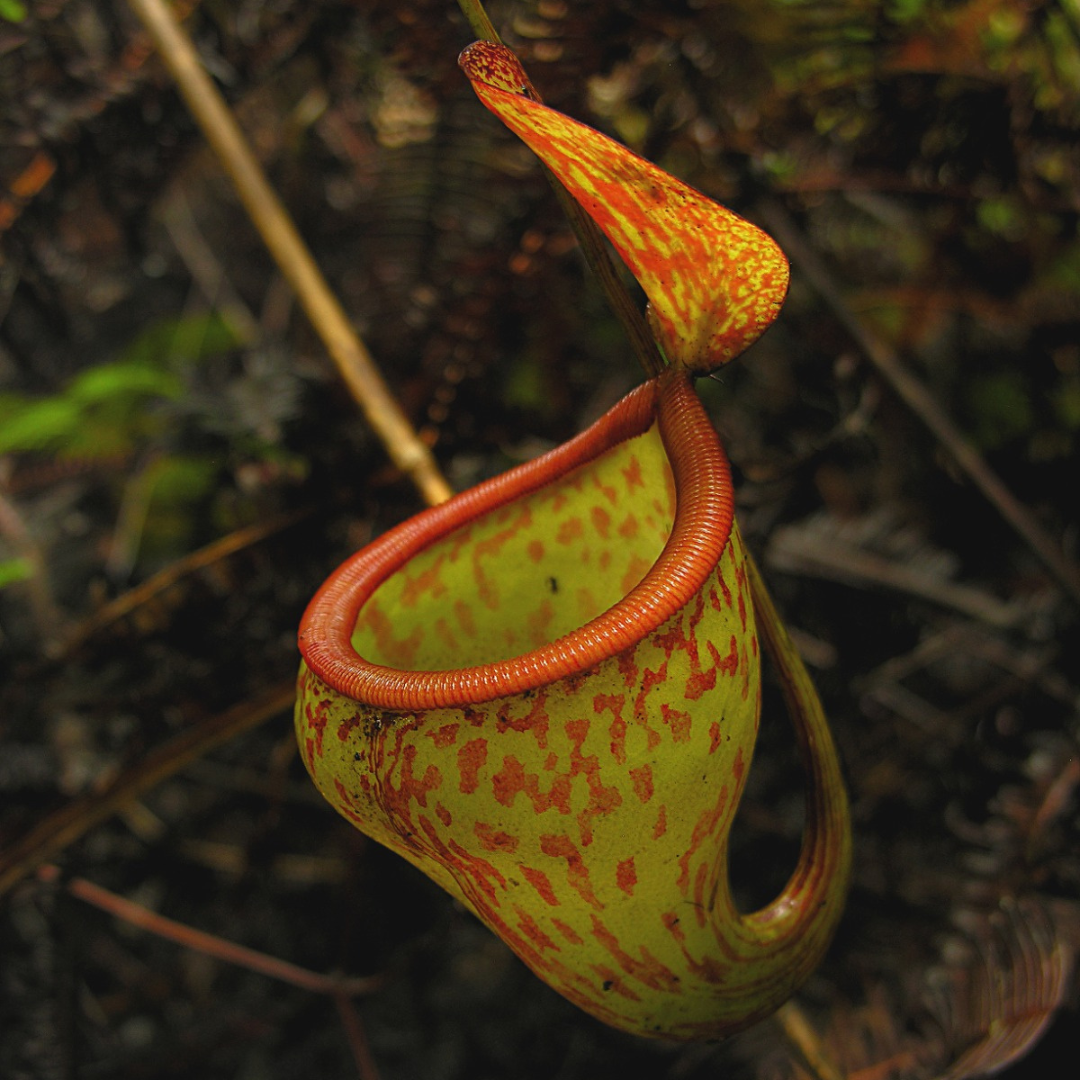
[126,0,452,507]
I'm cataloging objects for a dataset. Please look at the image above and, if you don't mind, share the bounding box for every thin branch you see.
[760,198,1080,607]
[126,0,452,507]
[55,507,313,657]
[767,522,1027,629]
[776,1001,847,1080]
[160,188,262,343]
[335,994,385,1080]
[0,682,295,897]
[38,865,379,998]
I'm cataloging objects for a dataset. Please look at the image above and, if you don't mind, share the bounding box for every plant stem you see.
[549,184,667,378]
[455,0,665,378]
[456,0,502,43]
[744,546,852,951]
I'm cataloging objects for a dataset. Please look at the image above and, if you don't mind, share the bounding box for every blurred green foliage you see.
[0,312,239,457]
[964,371,1034,450]
[0,310,306,571]
[0,557,33,590]
[0,0,27,25]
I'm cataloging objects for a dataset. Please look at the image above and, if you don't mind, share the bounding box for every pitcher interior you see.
[351,423,677,670]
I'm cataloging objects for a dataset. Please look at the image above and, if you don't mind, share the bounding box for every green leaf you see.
[0,0,27,24]
[134,455,222,563]
[147,454,219,506]
[887,0,929,26]
[965,371,1034,449]
[0,311,241,458]
[116,311,243,371]
[977,196,1026,242]
[1052,376,1080,431]
[68,361,183,405]
[0,557,33,589]
[0,396,83,454]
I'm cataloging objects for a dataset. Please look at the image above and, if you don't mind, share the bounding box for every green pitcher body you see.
[296,371,849,1039]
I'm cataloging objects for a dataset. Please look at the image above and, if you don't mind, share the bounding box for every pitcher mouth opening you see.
[298,371,734,712]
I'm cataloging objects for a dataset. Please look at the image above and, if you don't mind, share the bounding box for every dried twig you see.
[760,198,1080,607]
[0,682,295,896]
[776,1001,847,1080]
[38,864,378,998]
[767,520,1026,629]
[126,0,452,507]
[335,994,385,1080]
[55,506,312,657]
[159,189,262,343]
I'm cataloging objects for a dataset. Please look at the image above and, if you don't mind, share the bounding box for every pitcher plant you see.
[295,40,851,1040]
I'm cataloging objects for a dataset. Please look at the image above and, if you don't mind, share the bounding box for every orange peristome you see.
[459,41,789,372]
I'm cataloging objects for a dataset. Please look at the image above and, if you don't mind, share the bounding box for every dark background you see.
[1,1,1077,1077]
